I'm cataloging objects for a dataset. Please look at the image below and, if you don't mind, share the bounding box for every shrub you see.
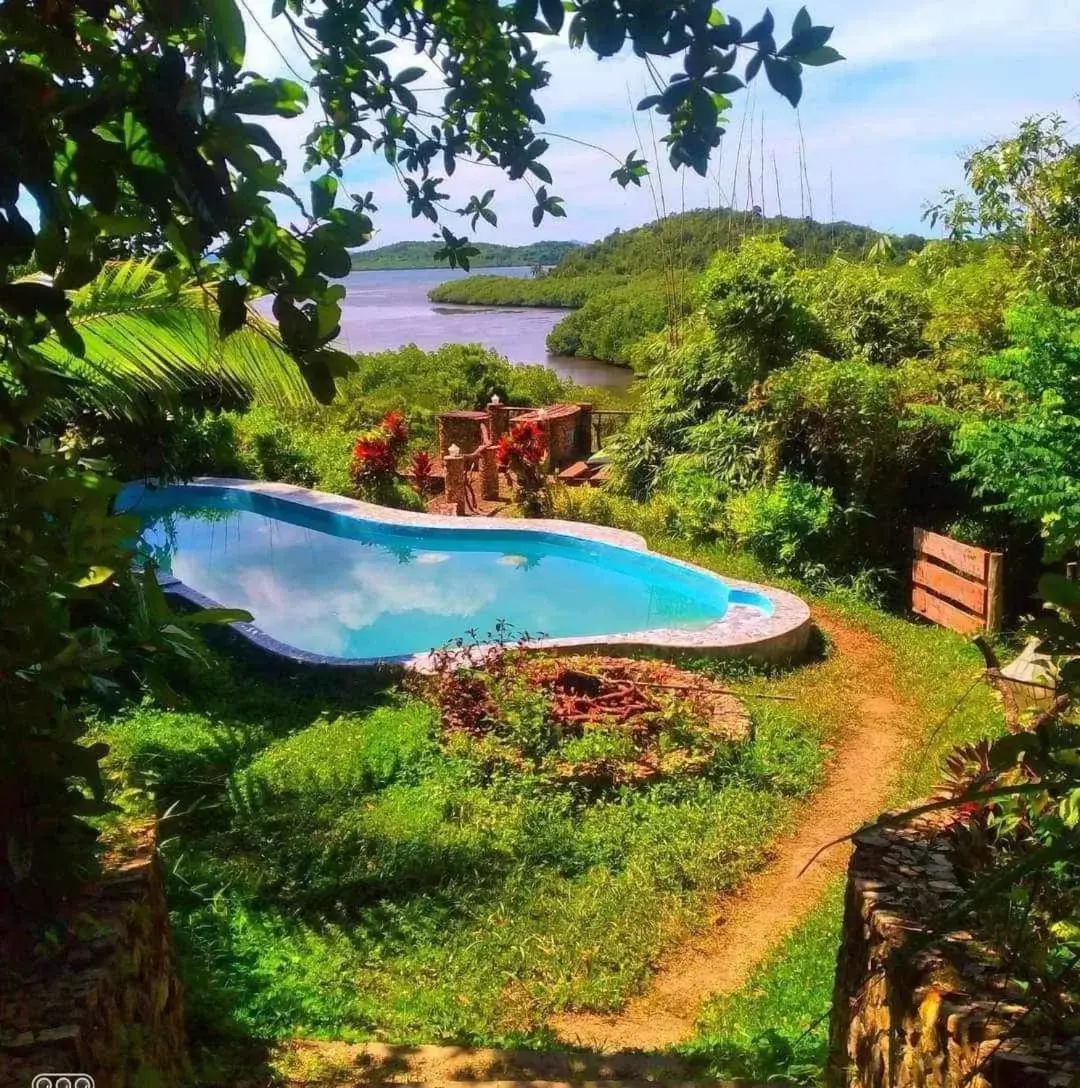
[497,420,548,514]
[248,423,318,487]
[696,237,819,392]
[546,277,688,366]
[409,450,435,497]
[954,299,1080,559]
[724,476,841,574]
[796,258,929,366]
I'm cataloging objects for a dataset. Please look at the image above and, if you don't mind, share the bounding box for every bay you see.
[335,266,633,390]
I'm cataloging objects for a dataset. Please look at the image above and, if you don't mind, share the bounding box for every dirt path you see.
[549,607,919,1052]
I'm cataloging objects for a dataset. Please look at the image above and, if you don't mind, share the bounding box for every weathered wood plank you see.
[985,552,1005,633]
[913,585,985,636]
[912,558,987,615]
[913,528,988,580]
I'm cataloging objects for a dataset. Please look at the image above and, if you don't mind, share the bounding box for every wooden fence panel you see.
[912,528,988,580]
[912,529,1003,635]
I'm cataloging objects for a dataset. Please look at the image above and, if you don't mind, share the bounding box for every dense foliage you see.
[598,219,1053,588]
[431,208,924,366]
[98,342,619,504]
[351,241,581,271]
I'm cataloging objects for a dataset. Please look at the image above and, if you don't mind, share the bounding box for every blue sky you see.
[246,0,1080,246]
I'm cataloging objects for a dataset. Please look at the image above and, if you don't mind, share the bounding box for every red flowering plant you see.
[349,411,413,502]
[381,410,409,452]
[496,420,548,514]
[409,450,435,497]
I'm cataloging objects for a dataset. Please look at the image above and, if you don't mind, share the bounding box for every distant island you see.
[349,239,582,271]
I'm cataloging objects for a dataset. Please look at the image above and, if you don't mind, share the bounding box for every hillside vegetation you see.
[351,239,581,270]
[430,209,925,366]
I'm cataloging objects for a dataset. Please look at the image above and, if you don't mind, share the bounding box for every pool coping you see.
[122,477,813,669]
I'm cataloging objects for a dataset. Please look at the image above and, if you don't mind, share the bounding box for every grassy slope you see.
[675,557,1002,1081]
[537,493,1003,1078]
[95,654,826,1047]
[92,513,1001,1061]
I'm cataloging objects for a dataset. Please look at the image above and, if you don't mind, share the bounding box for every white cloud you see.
[240,1,1080,242]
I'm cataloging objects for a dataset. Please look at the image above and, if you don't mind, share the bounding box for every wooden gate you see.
[911,528,1004,635]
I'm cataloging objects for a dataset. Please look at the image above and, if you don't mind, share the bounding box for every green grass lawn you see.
[92,522,1005,1066]
[94,649,826,1047]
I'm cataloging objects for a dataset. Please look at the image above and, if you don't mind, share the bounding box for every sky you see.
[243,0,1080,248]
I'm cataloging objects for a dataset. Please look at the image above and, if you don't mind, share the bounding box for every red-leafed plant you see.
[349,412,415,501]
[410,450,435,496]
[350,435,396,482]
[497,420,548,514]
[381,410,409,451]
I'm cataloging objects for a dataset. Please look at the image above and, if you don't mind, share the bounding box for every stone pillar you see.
[443,448,466,515]
[488,396,511,441]
[480,445,499,500]
[576,402,594,457]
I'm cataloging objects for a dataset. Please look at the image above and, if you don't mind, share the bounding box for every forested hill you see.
[350,240,582,270]
[548,208,925,278]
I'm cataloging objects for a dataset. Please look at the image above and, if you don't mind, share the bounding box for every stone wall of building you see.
[437,411,488,456]
[828,815,1080,1088]
[1,823,188,1088]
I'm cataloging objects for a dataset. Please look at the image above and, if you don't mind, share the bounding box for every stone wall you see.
[437,410,487,456]
[1,823,188,1088]
[828,815,1080,1088]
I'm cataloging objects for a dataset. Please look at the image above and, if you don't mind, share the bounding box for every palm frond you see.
[25,260,314,420]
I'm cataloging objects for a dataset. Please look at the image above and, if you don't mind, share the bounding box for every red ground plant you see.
[496,420,547,512]
[418,642,751,790]
[349,411,413,495]
[409,450,435,497]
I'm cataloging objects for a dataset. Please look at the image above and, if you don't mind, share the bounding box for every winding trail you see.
[549,607,919,1052]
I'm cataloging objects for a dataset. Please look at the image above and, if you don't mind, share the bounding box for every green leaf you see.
[513,0,538,26]
[540,0,564,33]
[799,45,844,66]
[182,607,254,626]
[704,73,744,94]
[792,6,811,36]
[227,78,308,117]
[310,174,338,218]
[75,566,115,588]
[763,54,802,107]
[395,66,427,85]
[205,0,246,67]
[780,25,833,57]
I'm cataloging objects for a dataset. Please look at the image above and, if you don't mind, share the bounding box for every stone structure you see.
[829,814,1080,1088]
[514,402,588,471]
[437,410,488,458]
[1,823,188,1088]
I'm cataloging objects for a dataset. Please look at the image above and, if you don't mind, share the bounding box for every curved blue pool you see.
[118,482,776,662]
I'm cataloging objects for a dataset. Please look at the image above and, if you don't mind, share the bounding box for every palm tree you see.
[21,260,314,421]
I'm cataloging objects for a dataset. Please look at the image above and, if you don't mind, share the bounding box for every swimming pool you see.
[117,479,811,666]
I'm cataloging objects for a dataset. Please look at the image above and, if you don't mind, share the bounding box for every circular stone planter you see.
[123,477,812,673]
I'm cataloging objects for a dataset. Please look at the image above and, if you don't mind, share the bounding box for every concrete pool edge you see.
[124,477,813,668]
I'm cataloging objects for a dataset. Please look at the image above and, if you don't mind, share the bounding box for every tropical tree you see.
[22,260,312,422]
[925,112,1080,307]
[0,0,843,916]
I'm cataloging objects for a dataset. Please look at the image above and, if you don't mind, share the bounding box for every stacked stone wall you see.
[829,815,1080,1088]
[1,824,188,1088]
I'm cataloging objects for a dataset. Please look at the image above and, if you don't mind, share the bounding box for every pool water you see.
[122,486,770,661]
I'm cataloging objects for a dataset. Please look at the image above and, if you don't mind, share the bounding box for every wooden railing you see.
[911,528,1004,635]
